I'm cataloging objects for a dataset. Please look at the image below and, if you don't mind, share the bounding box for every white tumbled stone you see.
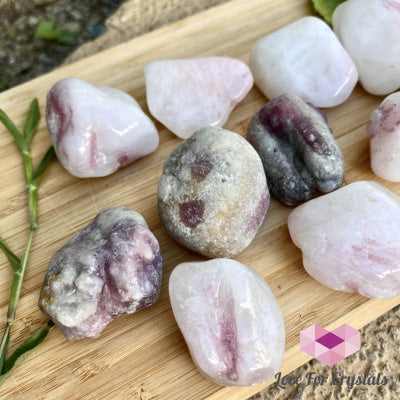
[46,77,159,178]
[288,181,400,298]
[169,258,285,386]
[368,92,400,181]
[250,16,358,107]
[333,0,400,95]
[145,57,253,139]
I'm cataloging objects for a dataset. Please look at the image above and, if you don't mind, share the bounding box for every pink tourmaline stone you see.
[39,207,162,340]
[288,181,400,298]
[169,258,285,386]
[333,0,400,95]
[250,16,358,108]
[46,77,159,178]
[368,91,400,181]
[145,57,253,138]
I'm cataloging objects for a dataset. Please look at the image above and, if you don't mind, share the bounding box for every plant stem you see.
[0,230,34,372]
[0,122,37,361]
[0,100,55,378]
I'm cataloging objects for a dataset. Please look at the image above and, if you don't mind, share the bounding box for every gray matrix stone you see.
[158,126,269,258]
[39,207,162,340]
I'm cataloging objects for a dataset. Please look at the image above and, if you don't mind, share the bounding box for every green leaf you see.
[23,99,40,143]
[0,321,54,382]
[6,28,15,39]
[57,29,75,45]
[0,108,26,151]
[0,237,20,272]
[311,0,347,24]
[35,20,62,40]
[33,146,56,183]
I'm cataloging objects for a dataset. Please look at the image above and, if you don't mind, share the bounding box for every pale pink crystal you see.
[368,91,400,181]
[46,77,159,178]
[169,258,285,386]
[333,0,400,95]
[250,16,358,108]
[145,57,253,139]
[288,181,400,298]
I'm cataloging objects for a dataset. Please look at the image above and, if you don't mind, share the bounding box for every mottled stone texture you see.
[169,259,285,386]
[247,94,344,206]
[333,0,400,95]
[39,207,162,340]
[158,126,269,258]
[250,16,357,108]
[288,181,400,298]
[368,91,400,181]
[145,57,253,138]
[46,77,159,178]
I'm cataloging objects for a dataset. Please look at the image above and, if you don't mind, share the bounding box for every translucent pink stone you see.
[46,77,159,178]
[250,16,358,108]
[288,181,400,298]
[368,91,400,181]
[145,57,253,138]
[333,0,400,95]
[169,258,285,386]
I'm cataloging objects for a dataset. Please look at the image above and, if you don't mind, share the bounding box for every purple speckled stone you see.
[158,126,269,258]
[38,207,162,340]
[169,259,285,386]
[247,94,344,206]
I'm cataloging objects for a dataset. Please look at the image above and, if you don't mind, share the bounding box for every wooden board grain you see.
[0,0,399,399]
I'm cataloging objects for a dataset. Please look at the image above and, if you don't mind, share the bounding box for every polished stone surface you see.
[46,77,159,177]
[368,91,400,181]
[158,126,269,258]
[333,0,400,95]
[145,57,253,138]
[169,258,285,386]
[250,16,357,107]
[247,94,344,206]
[288,181,400,298]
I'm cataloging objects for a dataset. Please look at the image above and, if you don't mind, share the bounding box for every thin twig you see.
[0,100,55,380]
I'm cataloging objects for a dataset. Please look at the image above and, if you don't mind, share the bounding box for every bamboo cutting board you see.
[0,0,399,399]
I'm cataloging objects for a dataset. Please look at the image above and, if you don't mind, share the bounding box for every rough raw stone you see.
[158,126,269,258]
[39,207,162,340]
[145,57,253,138]
[368,91,400,181]
[250,16,358,108]
[288,181,400,298]
[333,0,400,96]
[46,77,159,178]
[247,94,344,206]
[169,258,285,386]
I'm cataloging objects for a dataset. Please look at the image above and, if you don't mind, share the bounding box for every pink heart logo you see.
[300,324,360,366]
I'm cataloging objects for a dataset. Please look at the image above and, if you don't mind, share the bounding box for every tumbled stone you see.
[169,258,285,386]
[145,57,253,139]
[333,0,400,95]
[247,94,344,206]
[39,207,162,340]
[368,92,400,181]
[288,181,400,298]
[250,16,358,107]
[158,126,269,258]
[46,77,159,178]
